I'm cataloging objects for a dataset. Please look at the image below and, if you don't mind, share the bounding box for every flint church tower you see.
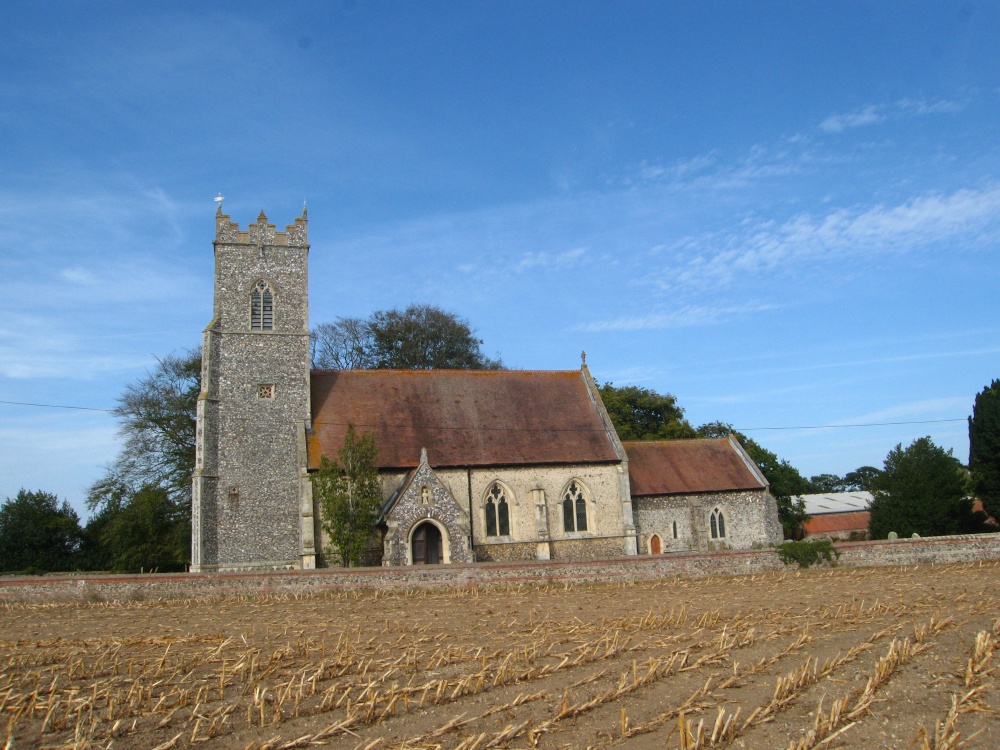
[191,206,316,571]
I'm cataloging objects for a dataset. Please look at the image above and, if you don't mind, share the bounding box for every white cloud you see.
[576,301,780,332]
[820,105,884,133]
[654,184,1000,294]
[516,246,587,272]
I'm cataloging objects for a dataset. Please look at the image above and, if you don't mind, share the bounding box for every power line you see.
[737,418,967,432]
[0,398,968,432]
[0,399,114,413]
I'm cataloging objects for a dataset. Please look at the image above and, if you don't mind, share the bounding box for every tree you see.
[312,305,503,370]
[842,466,882,492]
[696,422,811,538]
[868,437,983,539]
[87,349,200,569]
[808,474,845,493]
[313,425,382,567]
[0,490,83,572]
[96,486,188,573]
[312,317,375,370]
[969,379,1000,522]
[598,383,696,441]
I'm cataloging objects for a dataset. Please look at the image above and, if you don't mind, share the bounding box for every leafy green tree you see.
[96,486,188,573]
[808,474,845,493]
[869,437,984,539]
[969,379,1000,521]
[313,425,382,567]
[87,349,200,569]
[0,490,83,572]
[598,383,696,440]
[696,422,811,538]
[312,305,503,370]
[842,466,882,492]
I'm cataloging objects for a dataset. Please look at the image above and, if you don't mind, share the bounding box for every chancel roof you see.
[308,369,620,470]
[624,438,767,496]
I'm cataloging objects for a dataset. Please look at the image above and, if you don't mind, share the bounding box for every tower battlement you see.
[215,206,308,246]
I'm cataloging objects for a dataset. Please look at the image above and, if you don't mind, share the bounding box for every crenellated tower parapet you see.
[215,205,308,246]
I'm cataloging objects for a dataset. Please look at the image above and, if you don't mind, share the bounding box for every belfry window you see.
[710,507,726,540]
[484,483,510,537]
[562,480,588,533]
[250,280,274,331]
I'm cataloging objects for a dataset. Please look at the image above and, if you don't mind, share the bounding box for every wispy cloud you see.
[819,98,966,133]
[820,105,884,133]
[516,247,586,272]
[654,184,1000,294]
[576,301,780,332]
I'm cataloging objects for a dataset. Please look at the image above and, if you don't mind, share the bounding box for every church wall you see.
[633,488,783,554]
[347,462,634,565]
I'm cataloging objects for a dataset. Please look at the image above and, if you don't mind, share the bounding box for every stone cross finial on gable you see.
[420,447,429,466]
[581,351,587,366]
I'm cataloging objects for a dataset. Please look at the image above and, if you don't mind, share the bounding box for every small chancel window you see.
[250,280,274,331]
[258,384,274,400]
[484,483,510,537]
[710,507,726,540]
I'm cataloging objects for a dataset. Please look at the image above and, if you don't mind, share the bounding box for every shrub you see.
[776,538,840,569]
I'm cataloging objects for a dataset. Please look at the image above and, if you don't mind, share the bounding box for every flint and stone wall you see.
[364,462,635,564]
[633,488,784,553]
[8,533,1000,604]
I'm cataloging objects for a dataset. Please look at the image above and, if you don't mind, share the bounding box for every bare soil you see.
[3,561,1000,750]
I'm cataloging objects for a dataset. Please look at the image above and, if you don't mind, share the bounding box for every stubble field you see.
[2,561,1000,750]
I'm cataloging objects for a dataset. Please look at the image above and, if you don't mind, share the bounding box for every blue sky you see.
[2,1,999,517]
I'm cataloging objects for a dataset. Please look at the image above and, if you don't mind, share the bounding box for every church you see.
[191,208,783,572]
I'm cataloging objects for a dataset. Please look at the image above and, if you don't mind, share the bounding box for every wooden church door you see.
[650,534,662,555]
[412,522,443,564]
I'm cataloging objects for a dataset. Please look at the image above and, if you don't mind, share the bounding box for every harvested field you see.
[2,561,1000,750]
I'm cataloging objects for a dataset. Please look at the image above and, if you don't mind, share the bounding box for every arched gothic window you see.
[672,520,678,539]
[484,483,510,537]
[562,480,588,533]
[250,280,274,331]
[710,507,726,540]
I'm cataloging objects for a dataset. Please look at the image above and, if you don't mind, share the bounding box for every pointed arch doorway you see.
[411,521,443,565]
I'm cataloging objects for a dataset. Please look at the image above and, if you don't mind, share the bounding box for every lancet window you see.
[710,507,727,540]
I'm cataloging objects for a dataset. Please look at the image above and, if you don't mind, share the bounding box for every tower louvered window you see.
[251,281,274,331]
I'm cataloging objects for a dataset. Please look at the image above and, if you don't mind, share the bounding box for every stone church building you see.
[191,208,783,572]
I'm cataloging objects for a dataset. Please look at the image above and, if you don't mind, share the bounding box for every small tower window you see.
[484,483,510,537]
[562,480,589,533]
[251,280,274,331]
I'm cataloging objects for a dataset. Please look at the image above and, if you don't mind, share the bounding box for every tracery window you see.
[250,280,274,331]
[562,480,588,533]
[484,483,510,537]
[710,507,727,540]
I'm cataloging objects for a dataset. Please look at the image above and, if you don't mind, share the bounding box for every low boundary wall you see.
[3,532,1000,603]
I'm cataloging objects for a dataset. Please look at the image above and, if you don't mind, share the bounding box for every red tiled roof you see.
[802,511,870,535]
[308,369,620,470]
[624,438,766,496]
